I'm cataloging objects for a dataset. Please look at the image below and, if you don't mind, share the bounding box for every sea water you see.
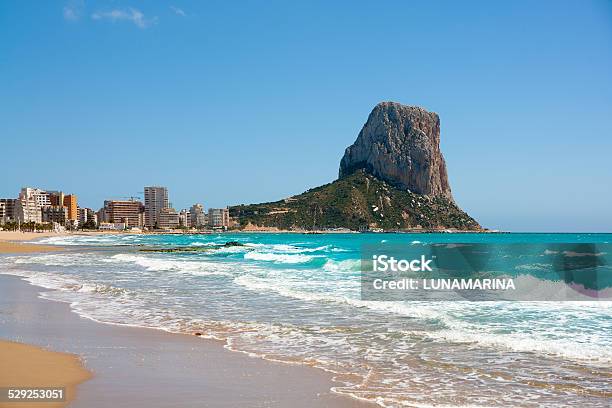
[1,233,611,407]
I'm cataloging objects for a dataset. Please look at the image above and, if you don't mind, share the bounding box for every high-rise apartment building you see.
[63,194,78,221]
[144,186,169,228]
[15,187,46,223]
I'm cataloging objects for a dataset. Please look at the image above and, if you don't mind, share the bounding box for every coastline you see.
[0,273,374,407]
[1,231,611,406]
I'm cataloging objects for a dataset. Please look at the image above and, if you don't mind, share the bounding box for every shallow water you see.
[1,233,611,407]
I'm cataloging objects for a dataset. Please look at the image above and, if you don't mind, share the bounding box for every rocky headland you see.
[231,102,480,231]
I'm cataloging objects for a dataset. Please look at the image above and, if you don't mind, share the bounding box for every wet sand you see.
[0,340,91,408]
[0,274,373,407]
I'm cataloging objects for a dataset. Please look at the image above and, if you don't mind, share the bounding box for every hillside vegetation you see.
[230,170,480,231]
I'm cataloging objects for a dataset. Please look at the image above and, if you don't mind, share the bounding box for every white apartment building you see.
[208,208,229,229]
[15,187,47,223]
[20,187,51,207]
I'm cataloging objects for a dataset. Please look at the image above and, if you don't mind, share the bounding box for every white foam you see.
[322,259,361,273]
[243,252,317,264]
[111,253,233,276]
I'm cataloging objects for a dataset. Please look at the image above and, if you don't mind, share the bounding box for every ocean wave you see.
[515,262,552,271]
[233,274,445,322]
[188,241,217,247]
[12,252,125,268]
[233,272,612,365]
[111,253,233,276]
[243,252,318,264]
[34,234,133,246]
[426,321,612,365]
[1,269,131,297]
[4,233,612,406]
[322,259,361,273]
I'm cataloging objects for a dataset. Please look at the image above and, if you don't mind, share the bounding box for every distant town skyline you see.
[1,1,611,232]
[0,184,230,231]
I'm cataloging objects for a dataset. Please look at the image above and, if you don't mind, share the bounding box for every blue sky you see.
[1,1,611,232]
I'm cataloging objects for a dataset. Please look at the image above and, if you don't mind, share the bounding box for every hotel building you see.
[144,186,169,229]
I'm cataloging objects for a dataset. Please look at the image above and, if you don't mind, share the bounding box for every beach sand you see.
[0,274,373,407]
[0,231,66,254]
[0,340,91,408]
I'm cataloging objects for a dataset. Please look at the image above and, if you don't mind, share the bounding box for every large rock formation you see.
[339,102,453,200]
[230,102,481,231]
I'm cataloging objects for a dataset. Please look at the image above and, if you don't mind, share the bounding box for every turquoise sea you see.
[1,232,611,407]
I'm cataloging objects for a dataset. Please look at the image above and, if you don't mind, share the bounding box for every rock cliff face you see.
[230,102,481,231]
[339,102,453,200]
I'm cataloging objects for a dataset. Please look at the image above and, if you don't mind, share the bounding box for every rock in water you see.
[339,102,453,200]
[230,101,481,231]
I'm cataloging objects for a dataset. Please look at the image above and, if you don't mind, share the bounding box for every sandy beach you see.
[0,231,67,254]
[0,273,373,407]
[0,340,91,408]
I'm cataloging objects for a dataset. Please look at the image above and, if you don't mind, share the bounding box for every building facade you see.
[144,186,169,229]
[103,200,144,227]
[78,207,98,226]
[208,208,230,229]
[190,203,207,228]
[0,199,17,224]
[158,207,179,229]
[21,188,51,207]
[63,194,78,221]
[16,188,45,223]
[96,207,109,224]
[47,191,78,223]
[42,206,68,225]
[99,222,126,231]
[179,209,191,228]
[48,191,64,207]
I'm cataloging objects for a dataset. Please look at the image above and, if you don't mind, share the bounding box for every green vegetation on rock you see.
[230,170,480,231]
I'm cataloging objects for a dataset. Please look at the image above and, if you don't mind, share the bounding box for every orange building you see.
[63,194,78,221]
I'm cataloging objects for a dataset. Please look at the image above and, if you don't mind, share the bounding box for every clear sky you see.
[1,1,611,232]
